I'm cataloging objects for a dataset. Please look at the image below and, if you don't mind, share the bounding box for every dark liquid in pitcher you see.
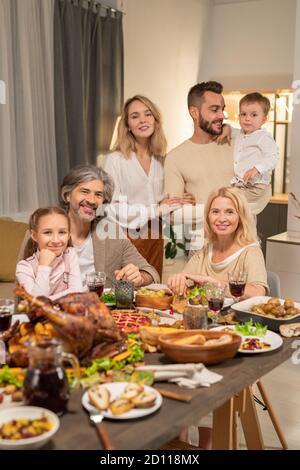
[23,367,70,414]
[229,282,246,298]
[88,283,104,297]
[0,312,12,332]
[208,298,224,312]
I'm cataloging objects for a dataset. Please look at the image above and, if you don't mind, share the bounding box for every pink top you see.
[16,247,83,300]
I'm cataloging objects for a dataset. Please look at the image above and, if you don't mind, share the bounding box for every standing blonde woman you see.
[104,95,194,278]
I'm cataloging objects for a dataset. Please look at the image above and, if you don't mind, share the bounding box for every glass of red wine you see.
[206,284,225,323]
[228,270,247,302]
[0,298,14,332]
[85,271,106,297]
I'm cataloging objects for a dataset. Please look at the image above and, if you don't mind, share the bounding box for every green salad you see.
[234,320,267,337]
[101,290,116,304]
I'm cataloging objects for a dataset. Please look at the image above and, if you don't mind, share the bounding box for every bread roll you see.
[205,334,232,347]
[121,383,144,400]
[110,399,134,415]
[131,391,157,408]
[173,334,206,346]
[279,323,300,337]
[88,385,110,411]
[140,326,181,346]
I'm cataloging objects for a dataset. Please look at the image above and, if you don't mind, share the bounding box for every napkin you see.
[136,363,223,389]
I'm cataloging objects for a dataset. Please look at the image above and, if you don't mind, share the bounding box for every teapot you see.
[23,338,80,415]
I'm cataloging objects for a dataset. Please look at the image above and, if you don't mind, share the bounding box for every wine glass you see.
[205,284,225,323]
[228,271,247,302]
[0,298,14,332]
[85,272,106,297]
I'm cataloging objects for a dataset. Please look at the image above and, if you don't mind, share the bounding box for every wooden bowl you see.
[158,330,241,365]
[135,292,173,310]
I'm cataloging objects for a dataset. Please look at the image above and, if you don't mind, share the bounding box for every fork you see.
[89,411,115,450]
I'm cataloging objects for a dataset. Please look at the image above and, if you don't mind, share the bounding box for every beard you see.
[199,116,223,136]
[73,203,97,222]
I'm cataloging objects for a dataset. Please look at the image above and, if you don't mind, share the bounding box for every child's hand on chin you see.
[39,248,58,266]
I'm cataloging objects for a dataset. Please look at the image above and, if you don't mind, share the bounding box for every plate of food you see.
[111,309,153,333]
[231,296,300,331]
[213,323,283,354]
[0,406,59,450]
[82,382,162,420]
[135,287,173,310]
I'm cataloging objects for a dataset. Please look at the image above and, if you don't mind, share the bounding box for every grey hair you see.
[59,164,114,210]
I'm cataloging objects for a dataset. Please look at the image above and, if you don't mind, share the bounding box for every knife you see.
[89,411,115,450]
[155,387,193,402]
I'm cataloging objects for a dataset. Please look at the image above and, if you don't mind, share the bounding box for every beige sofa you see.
[0,218,28,299]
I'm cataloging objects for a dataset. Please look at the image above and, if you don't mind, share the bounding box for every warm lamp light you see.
[110,116,121,150]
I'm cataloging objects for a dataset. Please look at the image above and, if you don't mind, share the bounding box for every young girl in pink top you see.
[16,207,83,299]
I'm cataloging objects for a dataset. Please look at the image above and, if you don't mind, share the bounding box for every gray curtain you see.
[54,0,123,183]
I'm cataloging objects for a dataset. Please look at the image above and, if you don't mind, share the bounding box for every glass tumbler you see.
[113,280,134,309]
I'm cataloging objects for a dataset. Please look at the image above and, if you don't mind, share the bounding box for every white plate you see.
[138,306,181,321]
[82,382,162,420]
[213,325,283,354]
[0,406,59,450]
[12,314,29,325]
[145,283,171,291]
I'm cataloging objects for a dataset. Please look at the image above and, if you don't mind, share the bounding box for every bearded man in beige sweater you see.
[164,81,234,250]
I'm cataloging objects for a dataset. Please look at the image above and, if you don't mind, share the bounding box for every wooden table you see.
[48,337,295,450]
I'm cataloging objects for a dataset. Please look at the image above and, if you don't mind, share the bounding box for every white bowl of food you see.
[0,406,60,450]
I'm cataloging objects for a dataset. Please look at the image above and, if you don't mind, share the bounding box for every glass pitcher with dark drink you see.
[86,271,106,297]
[23,338,80,415]
[228,271,247,302]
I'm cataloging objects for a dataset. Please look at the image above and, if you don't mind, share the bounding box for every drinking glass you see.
[0,299,14,332]
[182,305,208,330]
[206,284,225,323]
[86,272,106,297]
[113,280,134,309]
[228,271,247,302]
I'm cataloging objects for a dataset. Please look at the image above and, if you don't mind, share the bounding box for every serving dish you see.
[231,296,300,331]
[158,329,241,365]
[0,406,59,450]
[135,288,173,310]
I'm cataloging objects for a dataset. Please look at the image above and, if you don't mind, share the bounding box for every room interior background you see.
[0,0,300,242]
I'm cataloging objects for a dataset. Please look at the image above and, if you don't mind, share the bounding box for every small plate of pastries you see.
[82,382,162,420]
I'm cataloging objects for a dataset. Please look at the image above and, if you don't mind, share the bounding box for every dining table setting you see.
[0,281,299,451]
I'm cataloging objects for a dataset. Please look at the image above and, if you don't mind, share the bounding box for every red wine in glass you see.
[229,281,246,298]
[0,311,12,332]
[88,283,104,297]
[208,297,224,312]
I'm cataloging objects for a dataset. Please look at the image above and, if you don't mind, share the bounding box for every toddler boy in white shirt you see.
[220,92,279,213]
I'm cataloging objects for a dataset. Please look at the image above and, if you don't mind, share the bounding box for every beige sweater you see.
[164,139,234,202]
[183,243,268,292]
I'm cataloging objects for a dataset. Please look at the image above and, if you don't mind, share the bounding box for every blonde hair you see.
[24,207,71,259]
[204,187,258,246]
[114,95,167,159]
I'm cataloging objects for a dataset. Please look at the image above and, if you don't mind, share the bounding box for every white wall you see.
[123,0,211,151]
[287,0,300,237]
[203,0,296,90]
